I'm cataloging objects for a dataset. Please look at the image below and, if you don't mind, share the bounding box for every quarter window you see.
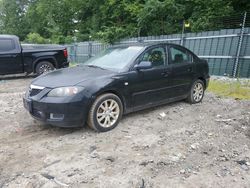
[141,47,166,67]
[169,46,192,64]
[0,39,15,52]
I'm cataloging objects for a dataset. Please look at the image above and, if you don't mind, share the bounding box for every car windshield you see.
[84,46,144,71]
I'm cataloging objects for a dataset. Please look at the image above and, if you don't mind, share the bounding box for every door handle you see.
[161,71,170,77]
[6,55,17,58]
[187,67,192,72]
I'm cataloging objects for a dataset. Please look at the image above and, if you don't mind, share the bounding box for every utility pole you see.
[181,20,185,45]
[233,11,247,78]
[181,20,190,46]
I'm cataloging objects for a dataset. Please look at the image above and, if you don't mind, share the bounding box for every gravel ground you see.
[0,77,250,188]
[211,76,250,86]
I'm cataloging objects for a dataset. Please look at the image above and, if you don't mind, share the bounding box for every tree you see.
[0,0,30,40]
[25,0,77,43]
[186,0,234,32]
[0,0,249,43]
[25,32,49,44]
[138,0,185,36]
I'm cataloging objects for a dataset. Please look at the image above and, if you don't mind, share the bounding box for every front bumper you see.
[23,91,89,127]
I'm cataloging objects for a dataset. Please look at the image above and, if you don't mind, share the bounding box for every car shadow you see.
[0,74,36,81]
[122,100,187,120]
[18,99,191,137]
[19,122,91,138]
[29,100,188,135]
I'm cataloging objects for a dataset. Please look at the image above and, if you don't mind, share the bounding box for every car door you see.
[167,45,196,97]
[128,45,173,108]
[0,38,22,75]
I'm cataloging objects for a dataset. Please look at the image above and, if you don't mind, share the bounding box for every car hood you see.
[31,66,115,88]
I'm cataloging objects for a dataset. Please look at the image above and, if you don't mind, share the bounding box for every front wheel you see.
[35,61,55,75]
[87,93,123,132]
[187,79,205,104]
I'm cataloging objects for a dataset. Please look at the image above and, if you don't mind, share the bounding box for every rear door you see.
[0,38,23,75]
[167,45,195,97]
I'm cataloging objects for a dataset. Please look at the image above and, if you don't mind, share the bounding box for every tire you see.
[87,93,123,132]
[187,79,205,104]
[35,61,55,75]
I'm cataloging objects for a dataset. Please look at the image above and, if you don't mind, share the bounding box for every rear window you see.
[0,39,15,52]
[169,46,192,64]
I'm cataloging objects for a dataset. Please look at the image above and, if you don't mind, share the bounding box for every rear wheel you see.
[187,79,205,104]
[35,61,55,75]
[87,93,123,132]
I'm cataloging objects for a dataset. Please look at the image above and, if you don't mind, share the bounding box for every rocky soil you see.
[0,77,249,188]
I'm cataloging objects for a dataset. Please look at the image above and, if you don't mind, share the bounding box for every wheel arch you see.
[92,89,127,114]
[33,57,58,73]
[197,77,206,88]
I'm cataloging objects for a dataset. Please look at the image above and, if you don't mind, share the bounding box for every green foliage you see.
[97,26,131,44]
[138,0,185,36]
[0,0,31,40]
[25,33,49,44]
[50,34,74,44]
[0,0,249,44]
[187,0,234,32]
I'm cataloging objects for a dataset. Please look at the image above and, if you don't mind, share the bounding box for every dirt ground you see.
[0,77,250,188]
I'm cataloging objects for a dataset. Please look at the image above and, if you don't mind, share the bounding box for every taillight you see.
[63,49,68,58]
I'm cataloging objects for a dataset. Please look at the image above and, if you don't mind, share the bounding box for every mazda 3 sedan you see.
[23,43,210,132]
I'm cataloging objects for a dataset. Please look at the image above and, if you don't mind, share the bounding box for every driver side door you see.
[128,45,173,109]
[0,38,22,75]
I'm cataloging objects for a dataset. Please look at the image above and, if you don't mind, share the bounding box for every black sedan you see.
[23,43,210,132]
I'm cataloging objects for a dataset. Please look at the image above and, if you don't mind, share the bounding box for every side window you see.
[0,39,15,52]
[141,47,166,67]
[169,46,192,64]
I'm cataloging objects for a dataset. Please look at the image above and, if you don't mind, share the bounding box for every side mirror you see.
[134,61,152,70]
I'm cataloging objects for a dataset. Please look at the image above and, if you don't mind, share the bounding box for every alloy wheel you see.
[39,64,53,74]
[96,99,120,128]
[193,82,204,102]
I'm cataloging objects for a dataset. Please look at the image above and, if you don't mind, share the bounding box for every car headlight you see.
[47,86,84,97]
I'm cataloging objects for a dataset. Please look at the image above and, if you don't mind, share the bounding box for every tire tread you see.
[187,79,205,104]
[87,93,123,132]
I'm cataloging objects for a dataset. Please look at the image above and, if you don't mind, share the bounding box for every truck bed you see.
[21,44,66,53]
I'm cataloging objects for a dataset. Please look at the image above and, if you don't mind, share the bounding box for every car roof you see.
[111,41,198,59]
[0,35,19,39]
[112,42,184,49]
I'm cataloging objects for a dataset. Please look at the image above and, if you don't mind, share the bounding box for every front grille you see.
[29,88,42,97]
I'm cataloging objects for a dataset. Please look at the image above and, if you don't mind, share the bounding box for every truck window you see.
[0,39,15,52]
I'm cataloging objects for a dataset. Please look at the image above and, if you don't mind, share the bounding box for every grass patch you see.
[69,62,79,67]
[208,80,250,100]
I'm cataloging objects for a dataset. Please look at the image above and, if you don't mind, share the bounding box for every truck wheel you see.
[36,61,55,75]
[187,79,205,104]
[87,93,123,132]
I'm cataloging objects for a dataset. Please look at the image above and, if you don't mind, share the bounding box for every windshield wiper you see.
[86,65,106,70]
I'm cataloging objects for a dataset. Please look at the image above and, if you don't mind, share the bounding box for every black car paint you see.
[0,35,69,75]
[23,43,209,127]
